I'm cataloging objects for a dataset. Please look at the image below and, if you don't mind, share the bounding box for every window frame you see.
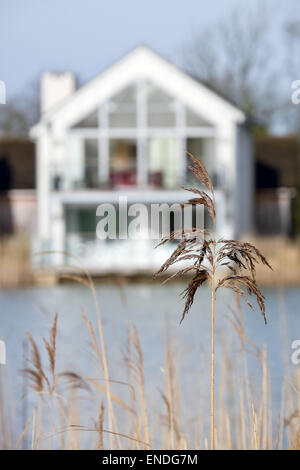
[67,79,216,189]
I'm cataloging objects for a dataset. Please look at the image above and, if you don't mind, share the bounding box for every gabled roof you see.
[31,46,245,137]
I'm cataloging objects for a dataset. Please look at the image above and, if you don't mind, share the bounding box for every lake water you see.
[0,282,300,448]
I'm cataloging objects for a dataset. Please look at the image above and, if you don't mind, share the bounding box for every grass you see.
[0,235,33,288]
[154,154,272,448]
[0,289,298,448]
[0,157,299,449]
[0,280,299,450]
[0,234,299,289]
[248,236,300,287]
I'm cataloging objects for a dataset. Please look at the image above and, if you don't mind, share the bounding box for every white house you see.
[30,46,253,273]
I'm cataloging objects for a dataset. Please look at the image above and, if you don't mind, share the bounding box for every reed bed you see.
[154,154,272,449]
[1,157,300,450]
[248,237,300,287]
[0,235,299,289]
[0,271,299,450]
[0,235,33,288]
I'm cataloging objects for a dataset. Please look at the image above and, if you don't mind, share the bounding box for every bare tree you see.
[285,20,300,78]
[0,78,40,137]
[284,19,300,237]
[182,5,280,126]
[283,20,300,133]
[0,102,29,137]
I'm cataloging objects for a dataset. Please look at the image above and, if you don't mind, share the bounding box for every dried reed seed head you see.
[23,313,87,396]
[43,312,58,380]
[154,153,272,324]
[216,275,267,324]
[153,236,212,279]
[180,270,210,323]
[96,401,105,450]
[156,227,208,246]
[181,187,216,222]
[186,151,214,195]
[217,240,273,275]
[23,332,50,393]
[58,372,90,392]
[22,368,44,393]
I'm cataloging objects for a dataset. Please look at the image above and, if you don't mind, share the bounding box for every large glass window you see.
[109,139,137,187]
[65,207,97,253]
[186,107,210,127]
[148,137,179,189]
[66,81,217,190]
[66,207,96,234]
[84,139,99,188]
[64,137,99,189]
[147,83,176,127]
[108,85,136,128]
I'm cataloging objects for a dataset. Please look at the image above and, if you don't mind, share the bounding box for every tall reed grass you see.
[154,154,271,449]
[0,268,299,450]
[0,159,299,450]
[0,235,33,288]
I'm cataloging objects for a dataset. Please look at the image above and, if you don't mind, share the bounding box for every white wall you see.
[41,73,75,115]
[32,48,248,267]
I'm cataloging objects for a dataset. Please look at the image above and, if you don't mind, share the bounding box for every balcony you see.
[50,80,218,193]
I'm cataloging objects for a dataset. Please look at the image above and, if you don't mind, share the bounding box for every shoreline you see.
[1,235,300,289]
[0,268,298,289]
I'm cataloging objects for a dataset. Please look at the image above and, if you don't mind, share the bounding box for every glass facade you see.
[186,138,215,186]
[109,139,137,187]
[108,85,136,128]
[73,109,98,128]
[147,83,176,128]
[148,137,179,189]
[61,80,215,191]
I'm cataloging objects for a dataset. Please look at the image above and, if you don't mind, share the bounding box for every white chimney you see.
[41,72,75,114]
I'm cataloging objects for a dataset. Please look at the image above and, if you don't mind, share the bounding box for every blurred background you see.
[0,0,300,286]
[1,0,300,450]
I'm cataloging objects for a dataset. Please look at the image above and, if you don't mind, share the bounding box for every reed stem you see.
[210,262,215,450]
[210,225,216,450]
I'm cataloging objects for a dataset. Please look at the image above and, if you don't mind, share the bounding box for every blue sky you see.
[0,0,299,97]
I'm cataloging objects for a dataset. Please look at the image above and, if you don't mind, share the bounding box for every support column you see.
[175,100,186,186]
[137,79,148,187]
[37,128,51,243]
[99,103,109,184]
[51,198,65,266]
